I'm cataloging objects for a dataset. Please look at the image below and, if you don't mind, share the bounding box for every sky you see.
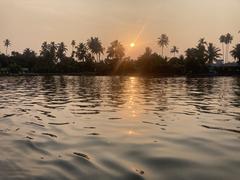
[0,0,239,59]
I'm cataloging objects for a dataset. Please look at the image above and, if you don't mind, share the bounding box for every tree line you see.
[0,34,240,75]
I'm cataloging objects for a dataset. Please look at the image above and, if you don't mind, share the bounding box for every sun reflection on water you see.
[125,77,139,118]
[127,130,139,136]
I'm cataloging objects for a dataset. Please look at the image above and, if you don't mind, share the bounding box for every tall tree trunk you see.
[162,47,164,57]
[222,43,225,63]
[6,47,8,56]
[225,44,229,63]
[91,52,95,62]
[71,46,74,58]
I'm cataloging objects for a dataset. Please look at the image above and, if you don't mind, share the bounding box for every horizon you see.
[0,0,240,59]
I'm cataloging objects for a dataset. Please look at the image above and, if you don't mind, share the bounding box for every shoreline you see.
[0,72,239,78]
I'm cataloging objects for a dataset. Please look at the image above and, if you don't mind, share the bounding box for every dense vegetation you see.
[0,34,240,76]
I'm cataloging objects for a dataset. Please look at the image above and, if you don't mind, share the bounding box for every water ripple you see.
[0,76,239,179]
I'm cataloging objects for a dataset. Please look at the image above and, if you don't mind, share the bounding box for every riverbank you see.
[0,71,239,77]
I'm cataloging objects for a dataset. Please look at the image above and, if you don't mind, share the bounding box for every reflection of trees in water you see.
[104,76,127,108]
[75,76,101,102]
[40,76,69,109]
[0,77,40,108]
[36,76,240,117]
[56,76,69,104]
[40,76,105,114]
[231,77,240,108]
[140,78,168,111]
[185,78,216,112]
[186,78,215,97]
[70,76,102,113]
[41,76,57,102]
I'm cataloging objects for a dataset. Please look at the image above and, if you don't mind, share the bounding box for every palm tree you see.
[230,44,240,63]
[157,34,169,57]
[170,46,179,57]
[49,42,57,63]
[76,43,88,62]
[106,40,125,60]
[219,35,226,63]
[3,39,11,55]
[40,41,49,58]
[225,33,233,63]
[23,48,37,58]
[196,38,208,63]
[99,46,104,61]
[238,31,240,43]
[198,38,207,45]
[87,37,104,61]
[144,47,153,57]
[138,47,153,61]
[206,43,221,64]
[71,40,76,58]
[56,42,68,62]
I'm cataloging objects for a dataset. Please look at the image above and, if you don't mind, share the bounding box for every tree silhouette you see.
[219,35,226,63]
[76,43,89,62]
[40,41,50,59]
[87,37,104,61]
[157,34,169,57]
[225,33,233,63]
[143,47,153,58]
[11,51,21,57]
[106,40,125,60]
[3,39,11,56]
[206,43,221,64]
[185,48,198,59]
[230,44,240,63]
[138,47,153,62]
[56,42,68,62]
[196,38,208,63]
[23,48,37,58]
[184,39,209,74]
[198,38,207,45]
[1,34,239,75]
[49,42,58,63]
[71,40,76,58]
[170,46,179,57]
[238,31,240,42]
[40,41,58,63]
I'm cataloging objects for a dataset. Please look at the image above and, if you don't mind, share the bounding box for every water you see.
[0,76,240,180]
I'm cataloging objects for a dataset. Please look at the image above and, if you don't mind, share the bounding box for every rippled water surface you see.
[0,76,240,180]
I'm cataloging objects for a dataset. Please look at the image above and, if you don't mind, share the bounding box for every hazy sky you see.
[0,0,239,58]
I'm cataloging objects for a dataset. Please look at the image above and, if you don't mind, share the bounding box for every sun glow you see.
[130,42,135,48]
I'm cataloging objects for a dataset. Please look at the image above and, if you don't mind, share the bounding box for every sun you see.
[130,42,135,48]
